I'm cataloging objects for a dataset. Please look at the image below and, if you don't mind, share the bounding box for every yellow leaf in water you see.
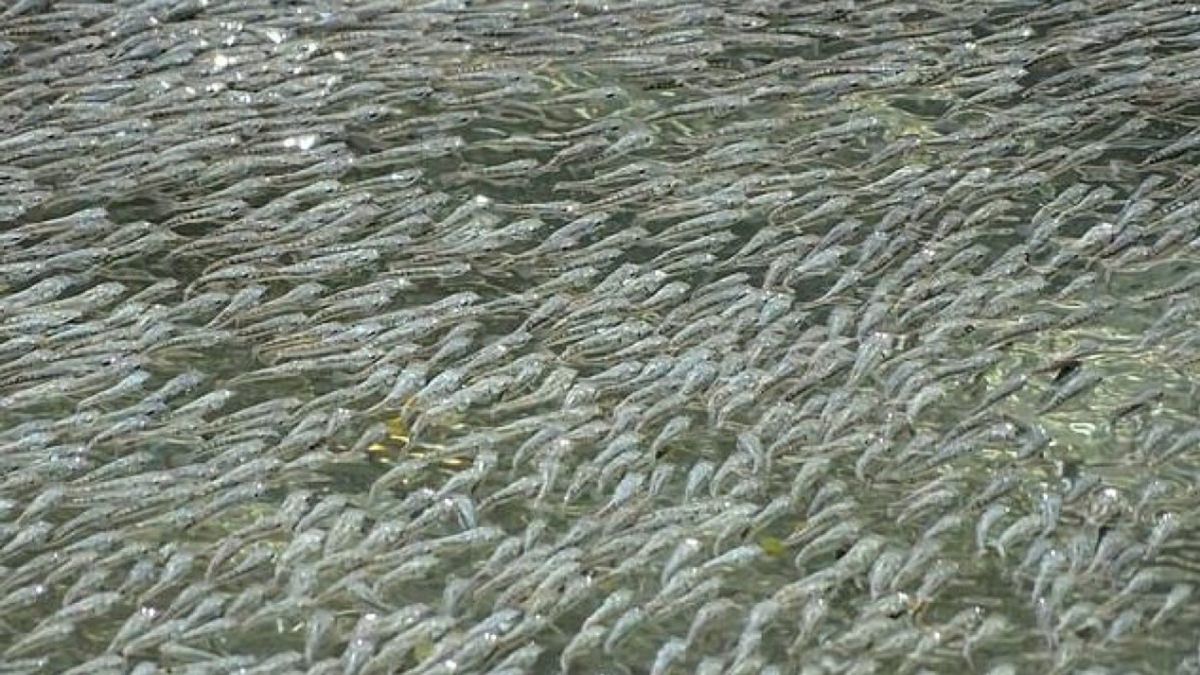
[385,416,409,442]
[438,455,472,470]
[758,536,786,558]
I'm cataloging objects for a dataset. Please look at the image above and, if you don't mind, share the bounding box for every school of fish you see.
[3,0,1200,672]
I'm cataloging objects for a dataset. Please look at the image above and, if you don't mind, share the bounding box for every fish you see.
[4,1,1200,673]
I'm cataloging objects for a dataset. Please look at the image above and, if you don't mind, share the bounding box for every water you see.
[3,1,1200,673]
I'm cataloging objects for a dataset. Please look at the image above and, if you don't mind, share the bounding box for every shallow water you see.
[3,1,1200,674]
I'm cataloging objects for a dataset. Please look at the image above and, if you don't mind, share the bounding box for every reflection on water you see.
[3,1,1200,673]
